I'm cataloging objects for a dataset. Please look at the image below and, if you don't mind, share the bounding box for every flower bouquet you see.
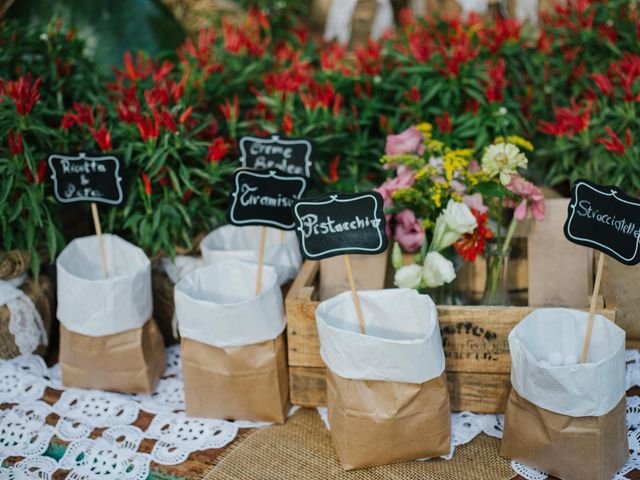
[378,124,545,305]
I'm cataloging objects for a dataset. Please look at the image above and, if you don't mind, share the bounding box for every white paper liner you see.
[174,259,285,348]
[509,308,626,417]
[56,234,152,337]
[200,225,301,285]
[316,288,445,384]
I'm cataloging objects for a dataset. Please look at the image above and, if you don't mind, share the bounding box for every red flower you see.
[596,126,626,155]
[320,43,348,73]
[538,99,591,138]
[590,73,612,96]
[477,17,521,54]
[403,86,420,103]
[485,59,506,103]
[608,52,640,102]
[140,172,152,196]
[354,39,383,76]
[89,124,112,152]
[25,160,47,185]
[435,30,479,78]
[282,113,293,135]
[220,94,239,122]
[206,137,230,163]
[453,210,493,262]
[8,129,23,156]
[61,102,95,129]
[408,27,433,63]
[6,73,41,116]
[136,109,161,142]
[119,51,153,81]
[161,110,177,133]
[179,106,193,124]
[329,155,340,182]
[332,94,343,116]
[182,189,193,204]
[436,112,452,133]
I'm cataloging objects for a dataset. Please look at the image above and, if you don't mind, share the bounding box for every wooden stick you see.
[90,202,109,278]
[343,254,366,334]
[255,226,267,296]
[580,251,605,363]
[279,229,286,243]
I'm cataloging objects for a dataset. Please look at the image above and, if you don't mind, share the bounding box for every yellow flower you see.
[494,135,534,152]
[415,122,433,139]
[481,142,528,185]
[425,139,444,154]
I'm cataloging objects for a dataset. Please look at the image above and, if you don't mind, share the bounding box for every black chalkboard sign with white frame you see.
[564,179,640,265]
[227,168,308,230]
[239,135,313,178]
[48,152,124,206]
[292,191,388,260]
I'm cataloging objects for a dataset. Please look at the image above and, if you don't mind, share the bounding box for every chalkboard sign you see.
[564,179,640,265]
[48,153,124,205]
[239,135,313,178]
[292,192,388,260]
[227,169,308,230]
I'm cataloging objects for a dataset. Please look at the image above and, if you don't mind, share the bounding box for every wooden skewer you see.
[256,226,267,295]
[91,202,109,278]
[580,251,605,363]
[343,254,366,334]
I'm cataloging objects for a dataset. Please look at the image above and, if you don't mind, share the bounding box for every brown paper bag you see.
[602,256,640,345]
[501,389,628,480]
[181,334,289,423]
[528,198,593,307]
[318,250,388,299]
[60,318,165,394]
[326,371,451,470]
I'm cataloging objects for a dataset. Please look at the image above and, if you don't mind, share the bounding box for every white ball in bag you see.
[547,351,563,367]
[563,354,578,366]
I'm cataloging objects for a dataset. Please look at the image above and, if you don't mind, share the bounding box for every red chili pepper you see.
[141,172,152,195]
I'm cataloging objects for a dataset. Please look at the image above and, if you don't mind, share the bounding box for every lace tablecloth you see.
[2,346,640,479]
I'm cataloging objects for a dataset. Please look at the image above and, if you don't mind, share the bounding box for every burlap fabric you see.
[203,408,514,480]
[0,250,31,280]
[602,256,640,346]
[0,275,54,360]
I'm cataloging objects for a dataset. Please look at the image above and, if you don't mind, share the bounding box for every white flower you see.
[422,252,456,288]
[394,264,423,289]
[481,142,528,185]
[431,200,477,251]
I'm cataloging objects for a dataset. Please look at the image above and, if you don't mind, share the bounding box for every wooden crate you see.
[286,260,616,413]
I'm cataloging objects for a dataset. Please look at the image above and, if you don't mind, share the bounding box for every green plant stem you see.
[502,216,519,254]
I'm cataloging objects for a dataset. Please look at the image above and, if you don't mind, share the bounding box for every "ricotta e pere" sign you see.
[48,152,124,205]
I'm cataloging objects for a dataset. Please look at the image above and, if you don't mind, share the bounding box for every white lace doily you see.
[2,347,640,478]
[0,345,273,478]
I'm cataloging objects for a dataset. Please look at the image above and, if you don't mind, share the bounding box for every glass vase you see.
[481,243,512,306]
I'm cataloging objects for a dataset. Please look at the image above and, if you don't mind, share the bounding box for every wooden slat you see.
[290,366,513,413]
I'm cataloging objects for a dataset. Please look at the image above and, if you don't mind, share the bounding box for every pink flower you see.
[463,193,488,213]
[394,209,425,253]
[376,165,416,205]
[506,176,545,221]
[385,126,425,156]
[375,165,417,236]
